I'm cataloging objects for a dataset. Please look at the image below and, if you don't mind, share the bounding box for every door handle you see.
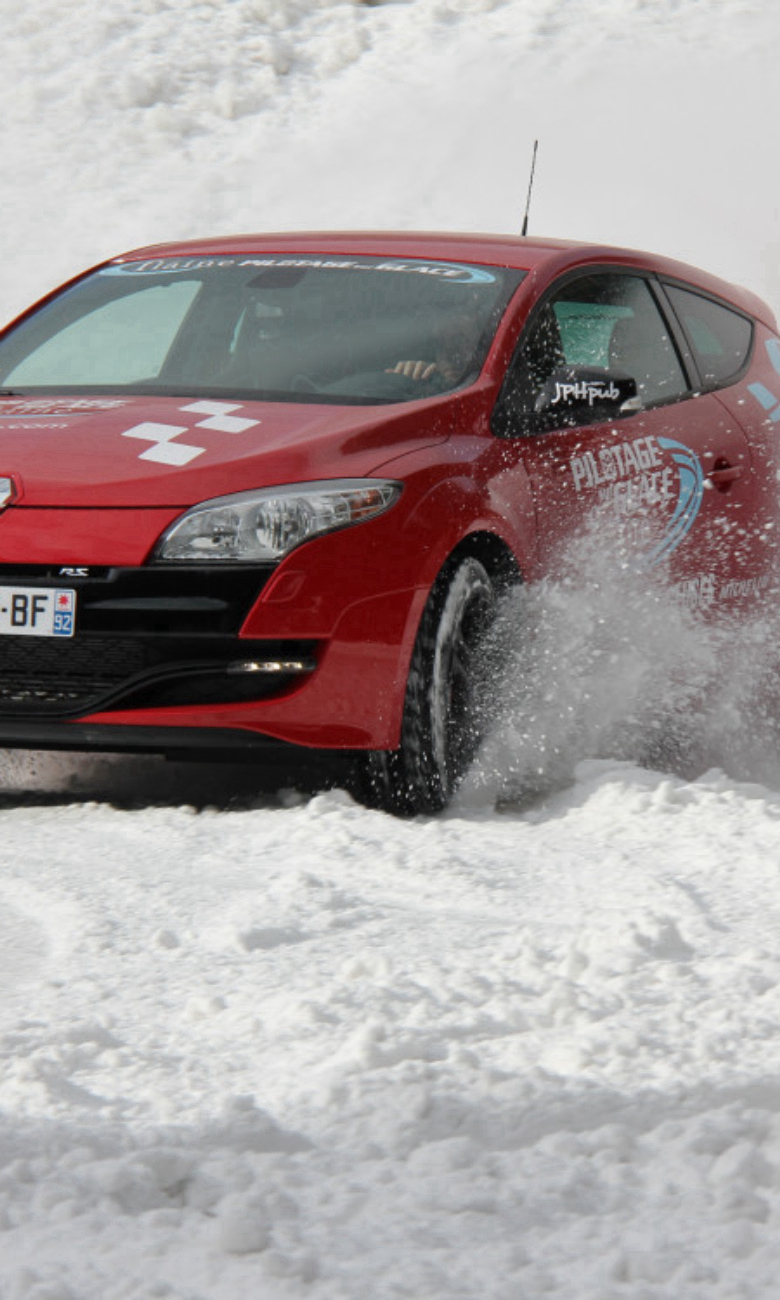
[707,460,745,491]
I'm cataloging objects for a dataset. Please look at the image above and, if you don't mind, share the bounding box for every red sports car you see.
[0,231,777,812]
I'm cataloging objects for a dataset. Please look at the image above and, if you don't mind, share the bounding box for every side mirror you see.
[534,366,641,429]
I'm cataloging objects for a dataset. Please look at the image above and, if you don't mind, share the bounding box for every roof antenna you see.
[521,139,539,237]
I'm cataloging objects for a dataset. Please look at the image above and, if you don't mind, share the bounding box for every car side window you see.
[494,271,689,436]
[663,283,753,388]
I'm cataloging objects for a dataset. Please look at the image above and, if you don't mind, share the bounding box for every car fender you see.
[370,440,537,591]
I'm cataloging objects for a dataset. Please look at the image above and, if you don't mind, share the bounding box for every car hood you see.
[0,394,451,507]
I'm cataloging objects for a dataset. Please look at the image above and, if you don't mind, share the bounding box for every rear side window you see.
[664,284,753,388]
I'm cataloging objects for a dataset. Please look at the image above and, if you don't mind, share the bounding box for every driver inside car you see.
[386,312,483,390]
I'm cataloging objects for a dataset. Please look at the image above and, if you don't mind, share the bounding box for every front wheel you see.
[360,556,496,816]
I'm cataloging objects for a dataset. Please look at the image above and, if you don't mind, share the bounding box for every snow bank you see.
[3,0,780,318]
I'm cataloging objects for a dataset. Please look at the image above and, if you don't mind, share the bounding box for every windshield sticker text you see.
[106,256,497,285]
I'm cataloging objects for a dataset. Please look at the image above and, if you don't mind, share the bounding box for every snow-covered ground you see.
[2,0,780,1295]
[6,763,780,1300]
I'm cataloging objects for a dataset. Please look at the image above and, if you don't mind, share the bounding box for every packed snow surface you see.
[3,0,780,1296]
[5,762,780,1299]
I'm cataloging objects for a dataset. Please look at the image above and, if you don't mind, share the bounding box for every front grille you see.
[0,564,275,635]
[0,636,146,712]
[0,565,314,718]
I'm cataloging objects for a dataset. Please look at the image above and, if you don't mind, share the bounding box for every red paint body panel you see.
[0,507,181,565]
[81,586,425,748]
[0,394,449,508]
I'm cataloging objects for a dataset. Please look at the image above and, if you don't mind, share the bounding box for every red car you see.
[0,231,777,812]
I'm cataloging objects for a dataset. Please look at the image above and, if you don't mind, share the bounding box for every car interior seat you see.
[608,312,683,402]
[224,302,304,391]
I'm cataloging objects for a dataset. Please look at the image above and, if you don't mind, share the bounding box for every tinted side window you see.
[495,271,688,436]
[664,284,753,388]
[553,274,687,405]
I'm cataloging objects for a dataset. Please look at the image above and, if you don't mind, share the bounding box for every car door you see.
[492,268,757,609]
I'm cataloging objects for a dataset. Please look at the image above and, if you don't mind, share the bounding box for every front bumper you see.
[0,559,424,753]
[0,718,363,775]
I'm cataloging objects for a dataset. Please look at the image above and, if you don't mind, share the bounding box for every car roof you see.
[116,231,775,327]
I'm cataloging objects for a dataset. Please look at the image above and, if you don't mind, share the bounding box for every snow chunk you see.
[217,1191,271,1254]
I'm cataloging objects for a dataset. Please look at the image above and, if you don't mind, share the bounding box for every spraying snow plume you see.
[462,526,780,808]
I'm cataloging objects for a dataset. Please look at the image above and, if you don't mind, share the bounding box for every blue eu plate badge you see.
[53,590,75,637]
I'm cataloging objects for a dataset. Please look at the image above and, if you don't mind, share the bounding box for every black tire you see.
[359,556,496,816]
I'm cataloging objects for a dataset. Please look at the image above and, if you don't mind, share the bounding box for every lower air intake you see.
[0,636,317,717]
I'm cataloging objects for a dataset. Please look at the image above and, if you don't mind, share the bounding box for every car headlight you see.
[154,479,402,562]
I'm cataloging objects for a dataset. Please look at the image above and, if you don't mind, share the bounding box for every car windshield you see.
[0,254,525,406]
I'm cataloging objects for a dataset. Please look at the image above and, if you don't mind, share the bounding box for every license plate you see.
[0,586,76,637]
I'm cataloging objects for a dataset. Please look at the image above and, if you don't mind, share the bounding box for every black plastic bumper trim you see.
[0,720,365,764]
